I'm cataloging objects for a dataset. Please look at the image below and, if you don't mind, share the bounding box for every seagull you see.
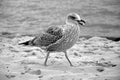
[19,13,86,66]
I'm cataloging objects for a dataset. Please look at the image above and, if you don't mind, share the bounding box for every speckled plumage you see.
[46,24,80,52]
[31,26,63,47]
[19,13,85,66]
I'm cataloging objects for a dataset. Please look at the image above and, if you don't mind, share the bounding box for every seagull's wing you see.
[46,25,63,36]
[46,25,74,51]
[29,26,64,47]
[45,25,69,51]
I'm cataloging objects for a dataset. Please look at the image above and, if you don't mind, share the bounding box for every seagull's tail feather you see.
[19,37,36,46]
[19,40,32,45]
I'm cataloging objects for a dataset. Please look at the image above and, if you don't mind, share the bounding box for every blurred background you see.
[0,0,120,37]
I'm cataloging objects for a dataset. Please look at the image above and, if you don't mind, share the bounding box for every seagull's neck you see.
[65,22,80,35]
[65,20,80,39]
[66,21,80,29]
[66,19,79,26]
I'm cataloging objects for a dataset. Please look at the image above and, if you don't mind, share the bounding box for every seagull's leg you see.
[64,51,73,66]
[44,52,50,66]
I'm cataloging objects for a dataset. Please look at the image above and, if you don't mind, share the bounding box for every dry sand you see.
[0,36,120,80]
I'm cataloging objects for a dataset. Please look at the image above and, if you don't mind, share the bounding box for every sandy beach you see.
[0,36,120,80]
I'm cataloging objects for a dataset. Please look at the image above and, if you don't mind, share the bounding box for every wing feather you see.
[46,25,72,51]
[31,26,63,47]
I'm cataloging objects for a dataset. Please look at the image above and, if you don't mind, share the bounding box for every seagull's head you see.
[66,13,86,26]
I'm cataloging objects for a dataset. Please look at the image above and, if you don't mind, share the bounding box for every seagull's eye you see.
[69,16,76,20]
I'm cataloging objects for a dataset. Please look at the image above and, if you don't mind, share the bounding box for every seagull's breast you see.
[61,25,80,49]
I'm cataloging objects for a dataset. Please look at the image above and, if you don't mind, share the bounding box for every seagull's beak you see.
[77,19,86,26]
